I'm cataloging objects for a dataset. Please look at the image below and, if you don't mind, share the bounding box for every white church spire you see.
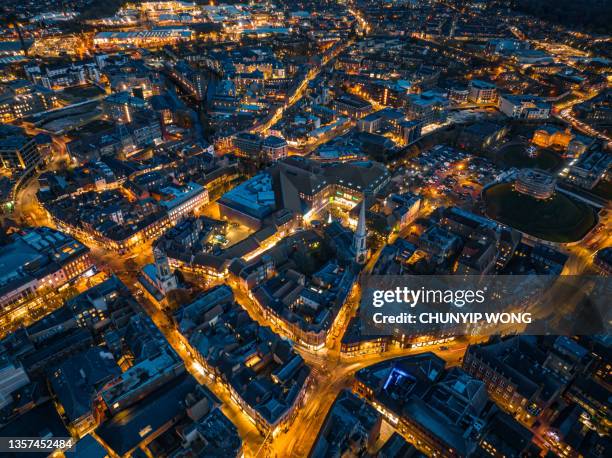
[354,196,367,264]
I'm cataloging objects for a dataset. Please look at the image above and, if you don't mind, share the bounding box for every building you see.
[0,80,58,123]
[499,94,551,120]
[565,374,612,437]
[458,122,508,152]
[167,60,208,101]
[477,412,534,457]
[356,108,406,136]
[566,148,611,190]
[0,355,29,409]
[455,233,498,276]
[155,181,209,223]
[355,80,406,108]
[400,120,423,144]
[378,433,427,458]
[418,225,461,262]
[437,207,521,271]
[468,80,497,104]
[532,126,593,158]
[340,316,394,356]
[262,135,288,161]
[49,346,121,436]
[439,207,499,237]
[532,126,573,149]
[354,192,422,243]
[573,91,612,128]
[99,341,184,415]
[102,91,146,123]
[230,255,274,290]
[449,86,469,104]
[358,132,395,158]
[96,374,237,457]
[233,132,263,157]
[370,239,419,276]
[357,112,384,133]
[309,390,381,457]
[514,168,556,199]
[152,216,231,280]
[354,353,496,457]
[0,227,93,334]
[219,157,390,230]
[174,285,311,434]
[234,69,264,92]
[0,125,42,172]
[406,90,449,124]
[0,400,71,455]
[25,61,101,90]
[172,407,242,457]
[512,49,554,65]
[65,275,137,336]
[127,113,163,150]
[243,224,359,349]
[139,247,179,301]
[486,38,528,55]
[218,172,276,229]
[93,28,194,49]
[332,94,372,119]
[66,114,162,162]
[100,56,155,98]
[323,160,391,204]
[528,244,569,275]
[46,176,205,254]
[463,336,567,426]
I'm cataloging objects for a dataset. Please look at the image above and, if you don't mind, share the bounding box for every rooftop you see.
[49,347,121,422]
[177,285,310,427]
[0,227,89,298]
[219,172,276,219]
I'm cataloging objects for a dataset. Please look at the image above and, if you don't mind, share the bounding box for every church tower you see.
[153,247,178,294]
[353,199,367,264]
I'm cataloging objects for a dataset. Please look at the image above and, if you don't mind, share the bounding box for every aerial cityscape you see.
[0,0,610,457]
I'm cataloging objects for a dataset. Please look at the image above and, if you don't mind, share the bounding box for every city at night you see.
[0,1,610,457]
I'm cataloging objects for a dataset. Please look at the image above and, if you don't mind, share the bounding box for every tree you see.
[166,288,194,311]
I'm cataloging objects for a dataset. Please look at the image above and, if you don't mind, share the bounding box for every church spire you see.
[153,246,177,294]
[354,196,367,264]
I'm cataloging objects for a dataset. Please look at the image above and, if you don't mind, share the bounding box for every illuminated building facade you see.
[468,79,498,104]
[0,125,42,173]
[93,28,194,49]
[499,94,551,120]
[0,227,93,337]
[514,168,556,200]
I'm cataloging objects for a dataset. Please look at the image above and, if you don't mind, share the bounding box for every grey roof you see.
[96,374,197,456]
[49,347,121,422]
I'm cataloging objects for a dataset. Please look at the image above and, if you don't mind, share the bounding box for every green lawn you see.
[484,183,597,243]
[498,144,564,172]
